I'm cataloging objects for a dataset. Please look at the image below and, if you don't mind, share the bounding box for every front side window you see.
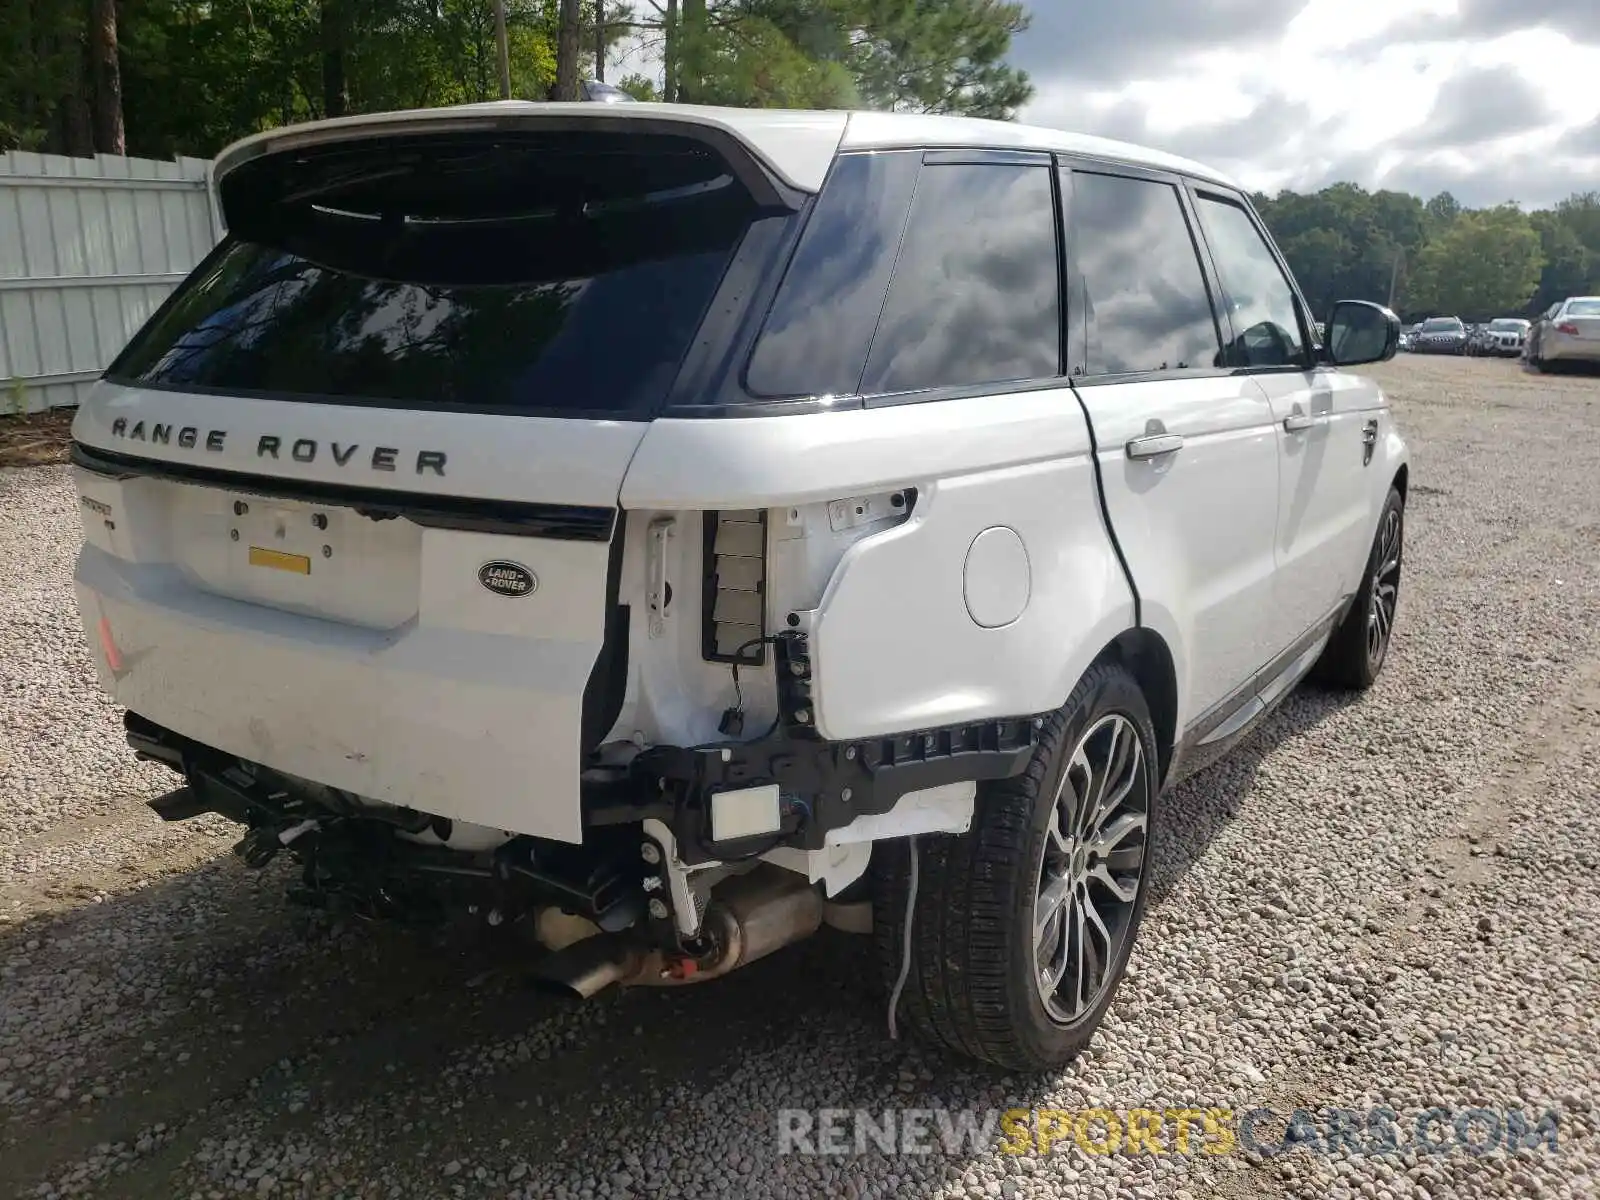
[1071,172,1222,376]
[858,161,1060,394]
[1194,194,1307,369]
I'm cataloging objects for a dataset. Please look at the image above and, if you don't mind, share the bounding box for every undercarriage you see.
[125,630,1041,991]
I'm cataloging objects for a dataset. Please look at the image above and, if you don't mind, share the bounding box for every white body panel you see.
[1072,375,1282,730]
[75,525,609,843]
[804,456,1132,738]
[1249,367,1388,640]
[622,389,1133,741]
[71,385,646,843]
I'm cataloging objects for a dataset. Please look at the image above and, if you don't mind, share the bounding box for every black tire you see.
[1315,487,1404,690]
[872,661,1158,1071]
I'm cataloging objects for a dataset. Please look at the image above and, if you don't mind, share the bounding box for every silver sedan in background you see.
[1528,297,1600,371]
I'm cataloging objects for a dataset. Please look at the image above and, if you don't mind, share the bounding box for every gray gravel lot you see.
[1,355,1598,1200]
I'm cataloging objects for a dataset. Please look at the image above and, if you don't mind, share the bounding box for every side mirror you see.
[1326,300,1401,366]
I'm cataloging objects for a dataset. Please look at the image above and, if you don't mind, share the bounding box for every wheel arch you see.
[1091,628,1178,787]
[1391,462,1408,502]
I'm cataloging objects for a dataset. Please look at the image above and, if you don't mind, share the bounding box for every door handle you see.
[1282,404,1321,433]
[1126,433,1183,458]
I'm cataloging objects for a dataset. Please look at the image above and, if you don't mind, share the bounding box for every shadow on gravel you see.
[0,683,1362,1198]
[0,836,891,1197]
[1147,683,1363,906]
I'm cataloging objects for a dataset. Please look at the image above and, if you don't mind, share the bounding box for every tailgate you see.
[72,400,639,843]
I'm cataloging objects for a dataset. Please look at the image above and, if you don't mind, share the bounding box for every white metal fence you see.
[0,151,221,414]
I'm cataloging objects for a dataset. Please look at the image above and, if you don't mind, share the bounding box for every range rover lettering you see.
[69,103,1409,1071]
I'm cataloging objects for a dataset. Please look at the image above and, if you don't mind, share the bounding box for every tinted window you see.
[1194,195,1306,368]
[746,151,920,398]
[110,135,755,416]
[858,162,1060,394]
[1072,172,1220,376]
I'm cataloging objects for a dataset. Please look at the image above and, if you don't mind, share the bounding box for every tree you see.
[644,0,1031,114]
[555,0,582,98]
[1424,190,1461,229]
[615,72,661,100]
[88,0,124,152]
[1529,211,1594,315]
[845,0,1032,117]
[1407,205,1542,319]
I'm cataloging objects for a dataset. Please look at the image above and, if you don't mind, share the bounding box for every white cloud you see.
[1018,0,1600,205]
[598,1,1600,206]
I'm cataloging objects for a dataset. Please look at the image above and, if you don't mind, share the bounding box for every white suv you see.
[69,103,1408,1071]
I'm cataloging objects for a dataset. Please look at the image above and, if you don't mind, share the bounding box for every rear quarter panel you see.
[620,389,1137,739]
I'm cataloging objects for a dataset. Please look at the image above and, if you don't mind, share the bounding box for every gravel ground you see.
[1,354,1598,1200]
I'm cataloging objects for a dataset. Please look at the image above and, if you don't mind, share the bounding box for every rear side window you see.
[108,133,758,417]
[1071,171,1221,376]
[1193,194,1307,368]
[860,162,1060,394]
[745,151,921,399]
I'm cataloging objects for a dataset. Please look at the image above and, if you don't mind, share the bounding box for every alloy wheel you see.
[1032,713,1150,1025]
[1367,507,1402,666]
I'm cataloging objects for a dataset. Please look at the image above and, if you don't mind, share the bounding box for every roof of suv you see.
[211,101,1240,197]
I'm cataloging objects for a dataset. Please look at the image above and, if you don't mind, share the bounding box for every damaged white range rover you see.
[70,103,1408,1071]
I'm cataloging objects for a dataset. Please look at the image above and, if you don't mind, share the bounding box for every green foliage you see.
[1257,183,1600,321]
[2,0,1033,158]
[842,0,1033,118]
[654,0,1032,116]
[614,73,662,102]
[1406,206,1543,319]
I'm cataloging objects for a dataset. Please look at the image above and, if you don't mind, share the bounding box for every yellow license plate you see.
[248,546,312,575]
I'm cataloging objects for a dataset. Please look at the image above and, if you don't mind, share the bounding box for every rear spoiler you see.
[212,103,847,218]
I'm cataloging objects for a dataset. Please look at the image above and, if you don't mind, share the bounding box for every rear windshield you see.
[108,133,757,417]
[1566,299,1600,317]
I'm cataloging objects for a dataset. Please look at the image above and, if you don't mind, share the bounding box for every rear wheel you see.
[1316,487,1404,690]
[873,661,1157,1071]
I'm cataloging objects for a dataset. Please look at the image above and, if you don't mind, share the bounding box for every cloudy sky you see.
[1013,0,1600,207]
[608,0,1600,208]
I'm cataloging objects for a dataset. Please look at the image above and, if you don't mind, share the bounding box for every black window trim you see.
[1059,156,1234,388]
[1185,181,1321,375]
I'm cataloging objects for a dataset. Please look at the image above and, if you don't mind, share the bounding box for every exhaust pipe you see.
[531,931,648,1000]
[530,866,823,997]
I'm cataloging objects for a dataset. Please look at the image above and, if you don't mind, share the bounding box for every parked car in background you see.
[1470,317,1530,357]
[1412,316,1468,355]
[1527,297,1600,372]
